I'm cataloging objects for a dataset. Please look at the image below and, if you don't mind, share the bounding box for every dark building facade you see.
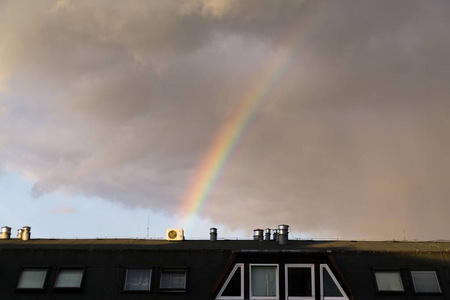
[0,231,449,299]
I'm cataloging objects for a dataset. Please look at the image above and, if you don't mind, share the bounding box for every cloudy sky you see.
[1,0,450,240]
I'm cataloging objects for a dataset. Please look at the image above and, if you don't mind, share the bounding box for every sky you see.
[1,0,450,241]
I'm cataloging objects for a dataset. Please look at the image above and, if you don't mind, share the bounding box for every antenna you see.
[147,212,150,238]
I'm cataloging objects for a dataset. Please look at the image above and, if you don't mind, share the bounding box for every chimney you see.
[0,226,11,239]
[278,224,289,245]
[21,226,31,241]
[264,228,271,241]
[273,229,278,242]
[17,229,23,239]
[210,227,217,241]
[253,229,264,241]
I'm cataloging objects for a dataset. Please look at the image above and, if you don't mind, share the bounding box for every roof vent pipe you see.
[210,227,217,242]
[273,229,278,242]
[17,229,23,239]
[278,224,289,245]
[253,229,264,241]
[1,226,11,239]
[21,226,31,241]
[264,228,271,241]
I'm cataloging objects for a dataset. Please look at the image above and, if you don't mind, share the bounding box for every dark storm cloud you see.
[1,0,450,239]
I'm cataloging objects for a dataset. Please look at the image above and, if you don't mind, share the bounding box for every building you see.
[0,225,449,299]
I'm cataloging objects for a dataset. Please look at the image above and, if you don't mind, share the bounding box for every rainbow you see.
[180,20,308,230]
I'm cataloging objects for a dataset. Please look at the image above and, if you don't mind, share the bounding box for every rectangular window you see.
[374,271,404,292]
[17,267,48,290]
[54,268,84,289]
[285,264,314,299]
[124,268,152,291]
[250,264,279,299]
[411,271,441,294]
[160,268,187,291]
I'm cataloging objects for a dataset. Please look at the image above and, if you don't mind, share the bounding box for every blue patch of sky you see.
[0,171,246,239]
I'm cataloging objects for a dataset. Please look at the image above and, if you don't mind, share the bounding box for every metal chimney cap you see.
[0,227,11,240]
[253,229,264,241]
[210,227,218,241]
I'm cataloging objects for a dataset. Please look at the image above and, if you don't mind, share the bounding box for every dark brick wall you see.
[1,246,449,299]
[0,248,230,300]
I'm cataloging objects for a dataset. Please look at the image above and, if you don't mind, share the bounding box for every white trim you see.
[285,264,315,300]
[320,264,349,300]
[216,263,244,300]
[249,264,279,300]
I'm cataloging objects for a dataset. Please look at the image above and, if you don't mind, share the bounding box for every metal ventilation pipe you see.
[273,229,278,242]
[21,226,31,241]
[17,229,23,239]
[1,226,11,239]
[253,229,264,241]
[278,224,289,245]
[210,227,217,242]
[264,228,271,241]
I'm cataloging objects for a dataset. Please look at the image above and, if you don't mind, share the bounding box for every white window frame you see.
[285,264,315,300]
[411,270,442,294]
[320,264,349,300]
[216,263,244,299]
[249,264,279,300]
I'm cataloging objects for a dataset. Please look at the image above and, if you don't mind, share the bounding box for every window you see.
[17,267,48,290]
[160,268,187,291]
[250,264,279,299]
[374,270,404,292]
[54,268,84,289]
[411,271,441,294]
[124,268,152,291]
[216,264,244,299]
[320,265,349,300]
[285,264,314,299]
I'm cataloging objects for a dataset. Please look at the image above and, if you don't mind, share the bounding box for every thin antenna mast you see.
[147,212,150,238]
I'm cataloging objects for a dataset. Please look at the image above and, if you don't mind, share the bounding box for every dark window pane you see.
[124,269,151,291]
[17,268,47,289]
[288,267,312,296]
[55,269,84,288]
[411,271,441,293]
[160,269,186,290]
[323,267,343,297]
[222,266,241,296]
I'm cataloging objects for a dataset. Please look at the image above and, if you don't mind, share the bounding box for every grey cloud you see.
[1,1,450,239]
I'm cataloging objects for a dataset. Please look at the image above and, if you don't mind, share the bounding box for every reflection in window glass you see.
[124,268,152,291]
[17,268,47,289]
[54,269,84,288]
[160,269,186,290]
[411,271,441,293]
[375,271,404,292]
[251,265,278,298]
